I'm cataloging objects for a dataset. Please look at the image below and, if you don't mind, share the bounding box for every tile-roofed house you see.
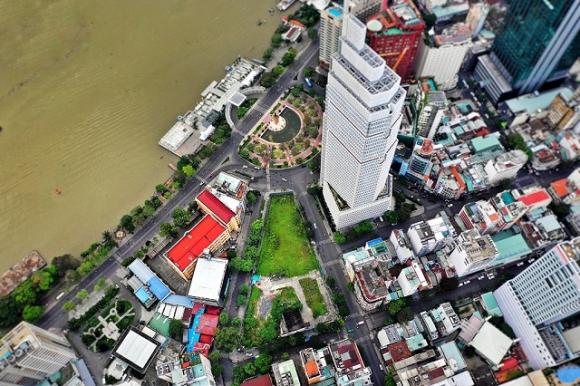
[240,375,274,386]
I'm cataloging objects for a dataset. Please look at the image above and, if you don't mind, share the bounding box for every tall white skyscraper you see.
[320,11,405,229]
[0,322,77,385]
[494,239,580,369]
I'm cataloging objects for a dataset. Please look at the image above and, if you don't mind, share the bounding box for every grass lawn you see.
[258,194,318,277]
[299,278,327,318]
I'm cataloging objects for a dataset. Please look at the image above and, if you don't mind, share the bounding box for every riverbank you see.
[0,0,282,270]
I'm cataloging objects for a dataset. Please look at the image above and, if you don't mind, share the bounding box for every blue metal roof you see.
[135,287,152,304]
[164,294,194,308]
[148,276,171,300]
[128,259,155,283]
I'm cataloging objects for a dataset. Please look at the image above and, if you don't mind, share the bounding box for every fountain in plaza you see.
[267,112,286,132]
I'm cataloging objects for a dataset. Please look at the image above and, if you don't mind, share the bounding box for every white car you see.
[517,262,524,267]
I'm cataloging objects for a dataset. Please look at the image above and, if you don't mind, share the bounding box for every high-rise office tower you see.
[475,0,580,102]
[318,0,381,68]
[320,10,405,229]
[0,322,77,385]
[494,239,580,369]
[366,0,425,82]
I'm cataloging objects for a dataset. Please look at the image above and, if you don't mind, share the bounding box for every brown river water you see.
[0,0,280,271]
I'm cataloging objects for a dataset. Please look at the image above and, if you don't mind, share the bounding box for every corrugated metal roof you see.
[128,259,155,283]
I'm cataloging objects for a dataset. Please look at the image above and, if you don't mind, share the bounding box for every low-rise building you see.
[187,257,228,307]
[489,191,529,231]
[458,200,503,235]
[156,350,216,386]
[407,214,457,256]
[165,215,230,279]
[390,229,415,264]
[397,261,429,297]
[128,259,172,303]
[112,327,162,375]
[419,302,461,342]
[396,357,455,386]
[329,339,372,386]
[466,320,513,369]
[240,375,274,386]
[484,150,528,185]
[272,360,300,386]
[353,257,394,311]
[447,230,498,277]
[516,188,552,211]
[159,58,264,156]
[299,347,335,385]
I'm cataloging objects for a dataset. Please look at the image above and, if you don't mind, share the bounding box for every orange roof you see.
[305,360,319,377]
[450,166,466,190]
[488,213,500,222]
[550,178,569,198]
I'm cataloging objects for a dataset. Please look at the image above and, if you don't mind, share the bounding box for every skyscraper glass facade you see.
[492,0,578,87]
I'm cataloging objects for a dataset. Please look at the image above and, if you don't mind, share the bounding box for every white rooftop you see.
[500,376,533,386]
[431,371,474,386]
[188,257,228,303]
[114,328,160,370]
[469,321,512,365]
[159,121,195,152]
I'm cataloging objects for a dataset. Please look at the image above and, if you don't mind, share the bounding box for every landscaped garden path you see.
[239,90,322,169]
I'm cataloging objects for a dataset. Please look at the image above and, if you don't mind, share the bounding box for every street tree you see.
[76,289,89,301]
[120,215,135,233]
[172,208,192,228]
[160,222,178,238]
[63,300,76,312]
[182,164,195,177]
[22,305,44,322]
[333,232,347,244]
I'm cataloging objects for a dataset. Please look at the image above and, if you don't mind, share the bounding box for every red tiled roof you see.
[518,189,551,207]
[388,341,412,363]
[241,375,274,386]
[167,215,225,271]
[197,190,236,224]
[196,313,219,336]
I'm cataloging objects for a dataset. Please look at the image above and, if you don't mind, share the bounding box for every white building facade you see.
[415,38,472,90]
[320,12,405,229]
[494,239,580,369]
[0,322,77,386]
[318,0,381,68]
[484,150,528,185]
